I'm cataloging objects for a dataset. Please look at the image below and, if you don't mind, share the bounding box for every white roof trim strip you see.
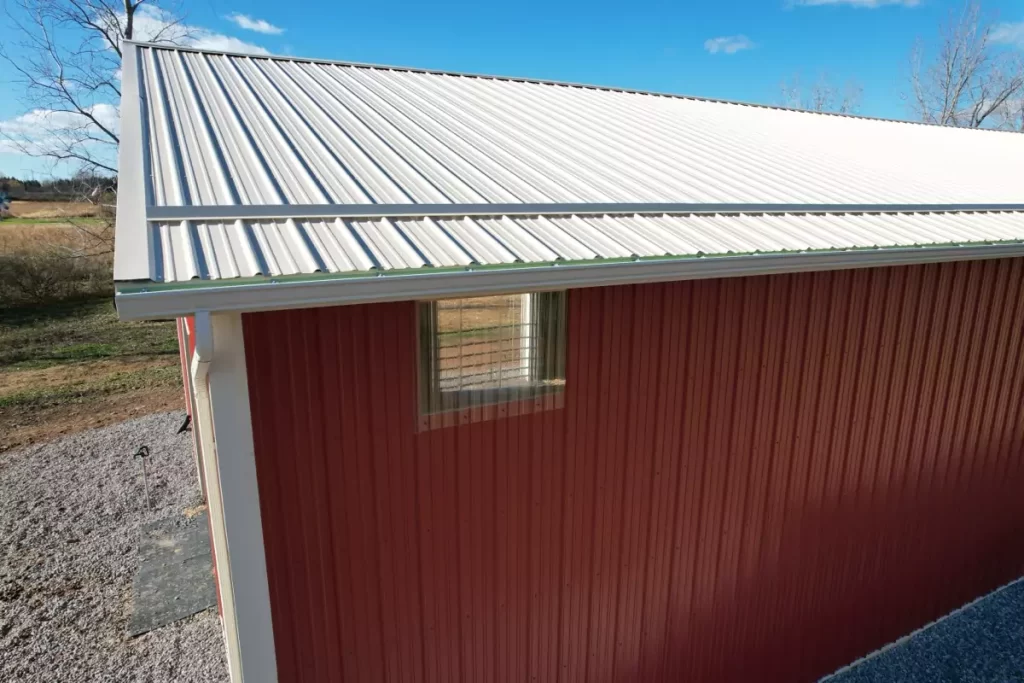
[146,203,1024,222]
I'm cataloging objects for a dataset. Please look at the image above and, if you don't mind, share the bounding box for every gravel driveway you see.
[823,578,1024,682]
[0,412,228,682]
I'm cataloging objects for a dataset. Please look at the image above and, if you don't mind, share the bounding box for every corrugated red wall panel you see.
[243,258,1024,683]
[176,318,191,416]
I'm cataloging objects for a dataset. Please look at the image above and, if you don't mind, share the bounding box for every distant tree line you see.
[0,173,117,200]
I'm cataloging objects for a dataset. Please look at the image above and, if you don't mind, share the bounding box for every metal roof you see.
[114,42,1024,318]
[148,211,1024,283]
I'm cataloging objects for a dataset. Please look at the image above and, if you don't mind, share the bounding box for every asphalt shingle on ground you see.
[823,578,1024,683]
[0,411,227,683]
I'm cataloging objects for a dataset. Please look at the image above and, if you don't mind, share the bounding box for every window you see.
[418,291,567,425]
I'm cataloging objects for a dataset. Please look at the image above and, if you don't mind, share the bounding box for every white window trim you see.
[519,292,534,380]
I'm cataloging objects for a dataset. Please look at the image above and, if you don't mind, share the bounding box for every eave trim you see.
[114,242,1024,320]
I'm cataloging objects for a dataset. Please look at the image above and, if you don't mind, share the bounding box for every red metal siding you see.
[243,258,1024,683]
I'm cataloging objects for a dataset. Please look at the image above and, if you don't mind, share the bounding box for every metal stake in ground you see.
[133,446,152,510]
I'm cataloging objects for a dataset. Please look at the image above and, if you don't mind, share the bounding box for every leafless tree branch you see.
[1,0,189,255]
[0,0,190,175]
[907,0,1024,130]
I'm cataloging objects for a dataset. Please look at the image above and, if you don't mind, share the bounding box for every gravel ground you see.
[823,577,1024,682]
[0,411,228,683]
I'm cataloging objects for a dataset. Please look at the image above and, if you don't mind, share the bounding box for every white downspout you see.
[189,311,245,682]
[190,311,214,481]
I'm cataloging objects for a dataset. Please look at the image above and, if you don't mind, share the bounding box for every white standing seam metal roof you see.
[114,41,1024,319]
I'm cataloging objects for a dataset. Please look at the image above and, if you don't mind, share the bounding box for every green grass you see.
[0,299,180,370]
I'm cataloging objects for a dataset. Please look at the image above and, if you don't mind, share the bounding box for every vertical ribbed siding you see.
[176,318,191,416]
[243,258,1024,683]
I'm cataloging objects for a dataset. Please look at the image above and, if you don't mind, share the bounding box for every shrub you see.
[0,249,113,308]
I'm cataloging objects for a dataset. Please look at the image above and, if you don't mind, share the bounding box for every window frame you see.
[416,290,567,430]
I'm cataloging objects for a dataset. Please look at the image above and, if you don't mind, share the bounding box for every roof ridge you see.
[124,40,1023,135]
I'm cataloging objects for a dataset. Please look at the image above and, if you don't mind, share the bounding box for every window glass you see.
[419,291,566,416]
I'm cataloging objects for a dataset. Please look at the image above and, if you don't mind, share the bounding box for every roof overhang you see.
[114,241,1024,320]
[113,42,1024,320]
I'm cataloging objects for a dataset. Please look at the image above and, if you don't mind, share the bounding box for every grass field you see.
[0,199,182,450]
[2,200,109,248]
[7,199,103,219]
[0,199,182,451]
[0,220,95,250]
[0,297,183,451]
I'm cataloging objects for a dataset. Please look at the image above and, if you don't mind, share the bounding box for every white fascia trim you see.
[195,313,278,683]
[114,42,154,283]
[115,243,1024,321]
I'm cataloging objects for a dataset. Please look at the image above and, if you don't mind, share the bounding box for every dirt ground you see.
[0,299,183,451]
[1,386,185,452]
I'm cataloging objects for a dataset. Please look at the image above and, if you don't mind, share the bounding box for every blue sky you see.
[2,0,1023,178]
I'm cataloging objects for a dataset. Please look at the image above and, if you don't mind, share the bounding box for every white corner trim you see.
[197,312,278,682]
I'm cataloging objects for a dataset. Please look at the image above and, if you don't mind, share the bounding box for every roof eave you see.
[113,242,1024,321]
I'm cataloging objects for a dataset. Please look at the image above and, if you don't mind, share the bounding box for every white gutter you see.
[188,312,246,682]
[115,242,1024,321]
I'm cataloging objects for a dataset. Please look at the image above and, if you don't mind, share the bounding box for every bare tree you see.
[779,73,863,115]
[0,0,188,254]
[908,1,1024,130]
[0,0,187,175]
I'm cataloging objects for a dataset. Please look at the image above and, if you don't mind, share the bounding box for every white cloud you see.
[704,35,756,55]
[226,13,284,35]
[0,6,271,169]
[992,21,1024,48]
[789,0,920,6]
[131,6,271,55]
[0,105,120,137]
[0,104,120,162]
